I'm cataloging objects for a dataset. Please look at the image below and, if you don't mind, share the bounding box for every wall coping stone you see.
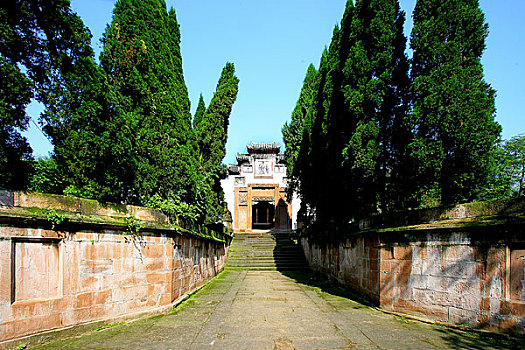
[359,197,525,231]
[0,191,228,243]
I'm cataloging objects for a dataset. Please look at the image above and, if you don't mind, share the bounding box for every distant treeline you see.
[0,0,239,230]
[282,0,524,239]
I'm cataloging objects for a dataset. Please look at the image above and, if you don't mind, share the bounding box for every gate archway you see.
[251,201,274,230]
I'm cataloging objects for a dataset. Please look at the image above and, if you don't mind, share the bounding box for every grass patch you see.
[148,314,165,320]
[394,315,414,324]
[96,322,124,331]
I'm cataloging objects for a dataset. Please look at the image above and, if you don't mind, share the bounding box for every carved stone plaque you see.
[241,165,253,173]
[238,191,248,205]
[234,176,246,186]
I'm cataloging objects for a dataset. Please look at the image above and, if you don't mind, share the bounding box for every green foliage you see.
[194,63,239,225]
[97,0,194,204]
[125,216,142,236]
[505,134,525,197]
[409,0,501,205]
[44,209,66,230]
[144,193,199,227]
[195,63,239,173]
[287,0,410,239]
[479,134,525,200]
[282,64,317,180]
[286,0,504,241]
[0,0,237,238]
[0,0,116,195]
[28,157,66,194]
[0,8,35,190]
[193,94,206,129]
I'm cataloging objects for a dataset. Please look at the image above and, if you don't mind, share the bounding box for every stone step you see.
[228,260,307,265]
[228,255,306,260]
[226,231,309,271]
[228,254,305,258]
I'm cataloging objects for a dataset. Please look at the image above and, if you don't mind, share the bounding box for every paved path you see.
[34,233,521,349]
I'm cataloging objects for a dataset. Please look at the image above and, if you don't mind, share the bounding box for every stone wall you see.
[301,234,380,304]
[301,199,525,334]
[0,192,229,343]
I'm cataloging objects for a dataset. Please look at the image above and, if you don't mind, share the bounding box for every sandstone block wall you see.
[301,234,380,304]
[0,192,229,343]
[302,202,525,334]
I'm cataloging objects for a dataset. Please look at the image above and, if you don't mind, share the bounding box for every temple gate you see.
[222,142,299,232]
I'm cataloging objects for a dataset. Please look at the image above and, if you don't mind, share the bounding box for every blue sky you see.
[24,0,525,165]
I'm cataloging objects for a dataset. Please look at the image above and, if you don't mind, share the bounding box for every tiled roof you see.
[227,165,240,174]
[246,142,281,152]
[235,154,250,162]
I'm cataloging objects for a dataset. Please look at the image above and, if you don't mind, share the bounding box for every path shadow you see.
[270,230,311,273]
[431,327,525,350]
[279,259,525,349]
[279,269,375,309]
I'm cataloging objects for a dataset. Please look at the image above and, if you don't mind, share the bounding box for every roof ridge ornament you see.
[246,142,281,153]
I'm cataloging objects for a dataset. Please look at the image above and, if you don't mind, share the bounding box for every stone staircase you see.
[226,231,309,271]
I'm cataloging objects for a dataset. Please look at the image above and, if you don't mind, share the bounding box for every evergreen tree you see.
[410,0,501,205]
[99,0,194,203]
[337,0,410,218]
[286,0,411,239]
[193,94,206,130]
[195,63,239,173]
[0,57,33,189]
[282,64,317,178]
[0,0,94,190]
[193,63,239,224]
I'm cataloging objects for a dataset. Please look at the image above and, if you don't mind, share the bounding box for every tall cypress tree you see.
[193,63,239,224]
[195,62,239,173]
[410,0,501,205]
[340,0,410,216]
[282,64,317,180]
[287,0,411,238]
[193,94,206,130]
[99,0,194,203]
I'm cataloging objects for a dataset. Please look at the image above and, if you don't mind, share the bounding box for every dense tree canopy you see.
[410,0,501,205]
[0,0,94,190]
[285,0,501,240]
[0,0,239,233]
[98,0,194,204]
[287,0,410,238]
[0,56,33,189]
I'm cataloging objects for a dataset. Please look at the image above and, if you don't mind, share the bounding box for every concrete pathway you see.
[35,269,519,350]
[33,232,521,349]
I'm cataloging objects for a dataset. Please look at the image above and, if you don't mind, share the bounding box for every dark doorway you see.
[252,202,274,229]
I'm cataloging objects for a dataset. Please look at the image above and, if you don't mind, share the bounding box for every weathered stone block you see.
[393,246,412,260]
[146,272,170,285]
[143,244,165,258]
[14,241,60,302]
[0,197,227,343]
[443,245,474,261]
[0,190,14,206]
[510,249,525,301]
[80,259,113,275]
[449,307,479,325]
[397,260,412,275]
